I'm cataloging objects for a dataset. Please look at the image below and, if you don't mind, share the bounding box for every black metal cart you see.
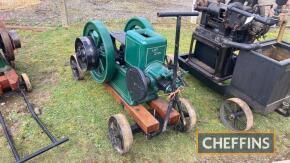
[178,0,290,131]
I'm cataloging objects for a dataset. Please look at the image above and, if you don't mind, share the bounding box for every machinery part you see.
[108,114,133,154]
[75,36,98,71]
[157,12,199,17]
[70,55,85,80]
[220,98,254,131]
[275,101,290,117]
[83,20,115,83]
[228,3,278,26]
[20,73,32,92]
[126,67,149,103]
[178,98,197,132]
[222,40,261,50]
[124,17,154,32]
[8,30,21,49]
[0,30,15,62]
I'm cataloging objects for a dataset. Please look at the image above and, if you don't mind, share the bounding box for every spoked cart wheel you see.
[124,17,154,32]
[220,98,254,131]
[177,98,197,132]
[20,73,32,92]
[108,114,133,154]
[70,55,84,80]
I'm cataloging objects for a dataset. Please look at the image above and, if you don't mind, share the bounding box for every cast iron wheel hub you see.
[75,36,98,71]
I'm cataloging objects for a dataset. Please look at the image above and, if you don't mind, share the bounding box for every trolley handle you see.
[157,12,199,17]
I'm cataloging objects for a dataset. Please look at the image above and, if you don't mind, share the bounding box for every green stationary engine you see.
[71,17,183,105]
[70,14,198,154]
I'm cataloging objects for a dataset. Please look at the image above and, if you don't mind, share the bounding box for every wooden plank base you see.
[105,84,159,134]
[148,98,180,125]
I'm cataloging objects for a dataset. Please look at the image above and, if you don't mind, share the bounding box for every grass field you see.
[0,19,290,162]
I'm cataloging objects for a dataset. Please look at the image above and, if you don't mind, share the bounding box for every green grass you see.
[0,21,290,162]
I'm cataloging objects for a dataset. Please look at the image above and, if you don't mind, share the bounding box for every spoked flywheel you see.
[108,114,133,154]
[220,98,254,131]
[124,17,154,32]
[81,20,116,83]
[176,98,197,132]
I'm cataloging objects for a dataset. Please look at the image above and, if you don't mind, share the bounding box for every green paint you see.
[109,28,167,105]
[0,53,9,72]
[125,29,167,70]
[83,18,180,106]
[84,20,116,83]
[124,16,154,32]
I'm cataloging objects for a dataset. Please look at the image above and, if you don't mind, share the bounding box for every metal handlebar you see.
[157,12,199,17]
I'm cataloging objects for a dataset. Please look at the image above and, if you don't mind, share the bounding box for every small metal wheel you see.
[124,17,154,32]
[70,55,84,80]
[21,73,32,92]
[108,114,133,154]
[220,98,254,131]
[83,20,116,83]
[178,98,197,132]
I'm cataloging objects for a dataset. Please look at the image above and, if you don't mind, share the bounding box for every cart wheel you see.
[70,55,84,80]
[220,98,253,131]
[21,73,32,92]
[179,98,197,132]
[108,114,133,154]
[124,17,154,32]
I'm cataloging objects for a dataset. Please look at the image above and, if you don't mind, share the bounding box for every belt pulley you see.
[0,21,21,65]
